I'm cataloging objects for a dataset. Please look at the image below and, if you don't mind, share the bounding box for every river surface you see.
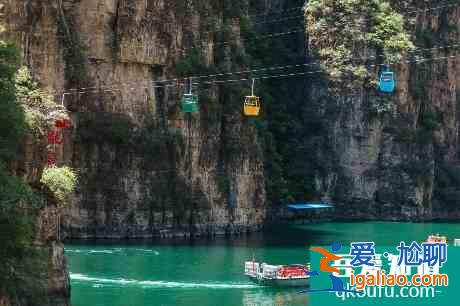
[66,222,460,306]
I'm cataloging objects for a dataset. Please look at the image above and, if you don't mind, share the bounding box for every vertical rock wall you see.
[308,1,460,220]
[2,0,266,239]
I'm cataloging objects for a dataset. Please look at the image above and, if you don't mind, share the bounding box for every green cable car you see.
[181,78,199,113]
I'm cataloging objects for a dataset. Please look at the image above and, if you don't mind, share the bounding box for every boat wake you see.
[134,249,160,255]
[70,273,259,289]
[65,249,121,254]
[65,248,159,255]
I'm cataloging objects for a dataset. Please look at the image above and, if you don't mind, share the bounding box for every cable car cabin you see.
[243,96,261,117]
[378,71,396,93]
[181,94,199,113]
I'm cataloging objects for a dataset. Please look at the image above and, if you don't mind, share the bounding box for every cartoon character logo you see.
[300,242,359,293]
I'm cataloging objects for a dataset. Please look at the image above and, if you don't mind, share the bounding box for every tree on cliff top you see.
[304,0,414,88]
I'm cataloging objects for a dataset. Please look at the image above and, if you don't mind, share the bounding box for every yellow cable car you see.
[243,79,261,117]
[244,96,261,116]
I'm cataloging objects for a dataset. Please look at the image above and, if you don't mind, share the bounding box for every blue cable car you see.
[378,67,396,93]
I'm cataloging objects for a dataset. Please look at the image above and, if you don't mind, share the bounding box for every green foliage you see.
[40,166,78,207]
[78,112,135,145]
[415,4,459,49]
[0,164,39,293]
[238,0,323,204]
[136,125,184,155]
[15,67,56,110]
[223,0,248,18]
[367,2,413,62]
[368,95,393,117]
[0,40,54,301]
[23,108,48,137]
[0,40,39,296]
[304,0,414,85]
[217,175,231,195]
[15,66,61,137]
[77,112,184,155]
[435,162,460,208]
[419,110,440,131]
[415,29,435,48]
[0,41,25,161]
[55,6,87,86]
[200,92,220,115]
[175,49,215,76]
[386,108,440,145]
[401,159,433,183]
[200,15,222,33]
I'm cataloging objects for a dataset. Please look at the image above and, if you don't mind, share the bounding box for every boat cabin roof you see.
[287,202,333,210]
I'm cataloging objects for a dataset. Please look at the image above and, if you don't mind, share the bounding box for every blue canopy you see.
[287,202,333,210]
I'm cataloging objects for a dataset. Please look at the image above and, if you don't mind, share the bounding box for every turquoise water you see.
[67,222,460,306]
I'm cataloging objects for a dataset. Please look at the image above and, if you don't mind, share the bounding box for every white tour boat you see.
[426,234,448,244]
[244,260,310,287]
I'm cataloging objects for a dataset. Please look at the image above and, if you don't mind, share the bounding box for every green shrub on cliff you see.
[15,66,61,137]
[15,66,56,109]
[304,0,414,86]
[40,166,78,207]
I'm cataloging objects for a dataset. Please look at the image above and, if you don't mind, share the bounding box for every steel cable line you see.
[171,2,460,51]
[116,5,306,39]
[43,13,455,94]
[48,1,460,91]
[183,0,460,51]
[247,6,304,19]
[190,53,460,86]
[179,28,304,52]
[157,41,460,84]
[17,52,460,112]
[16,52,460,104]
[15,54,460,173]
[13,4,460,172]
[252,14,304,25]
[17,0,460,97]
[186,14,305,39]
[21,41,459,99]
[48,40,458,98]
[17,46,460,174]
[103,53,460,89]
[61,1,460,69]
[199,1,459,36]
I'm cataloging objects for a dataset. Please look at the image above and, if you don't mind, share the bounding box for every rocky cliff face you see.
[306,0,460,220]
[1,130,71,306]
[2,1,457,240]
[0,231,70,306]
[2,0,266,239]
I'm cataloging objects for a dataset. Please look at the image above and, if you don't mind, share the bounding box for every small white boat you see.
[426,234,448,244]
[244,261,310,287]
